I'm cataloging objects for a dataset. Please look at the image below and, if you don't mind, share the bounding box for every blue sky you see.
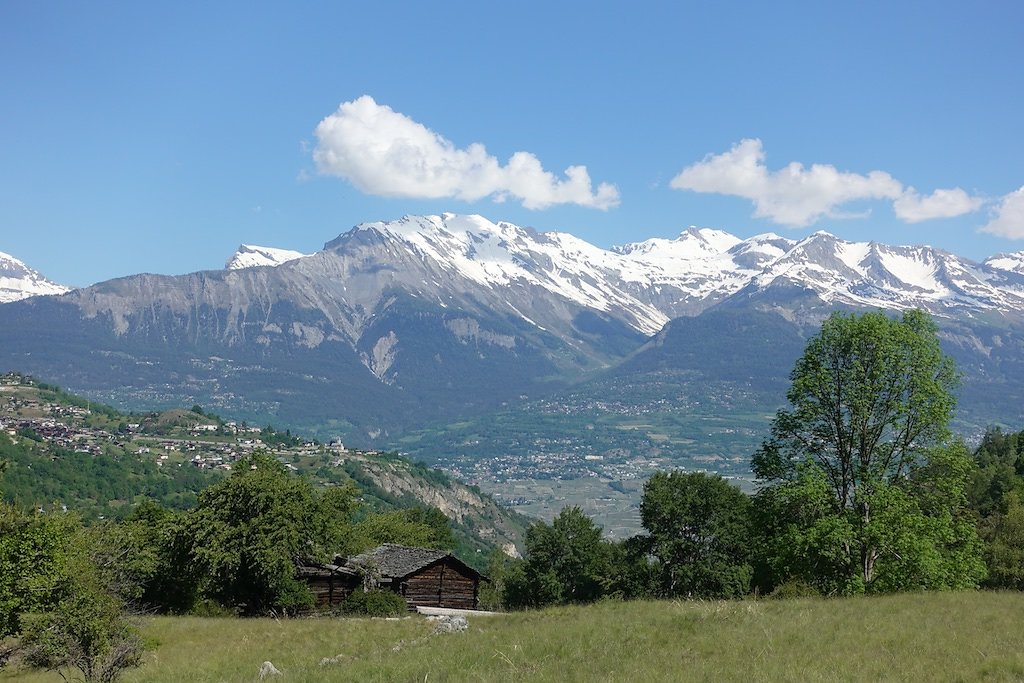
[2,1,1023,287]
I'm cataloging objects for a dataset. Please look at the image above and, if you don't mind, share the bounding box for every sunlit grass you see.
[5,592,1024,682]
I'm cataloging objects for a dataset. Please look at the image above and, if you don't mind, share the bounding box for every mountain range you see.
[2,214,1023,465]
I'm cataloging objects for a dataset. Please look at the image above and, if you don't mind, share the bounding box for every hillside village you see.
[0,372,348,471]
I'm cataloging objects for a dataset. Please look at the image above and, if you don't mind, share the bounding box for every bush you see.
[768,579,820,600]
[21,573,142,682]
[340,589,408,617]
[187,599,237,618]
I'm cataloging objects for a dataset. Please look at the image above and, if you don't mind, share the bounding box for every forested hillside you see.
[0,373,528,558]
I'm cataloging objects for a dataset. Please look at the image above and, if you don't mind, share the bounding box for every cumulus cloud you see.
[670,139,903,227]
[313,96,619,210]
[670,139,988,228]
[979,186,1024,239]
[893,187,986,222]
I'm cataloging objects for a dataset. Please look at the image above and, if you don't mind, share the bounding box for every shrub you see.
[187,599,237,618]
[768,579,820,600]
[21,576,142,682]
[340,589,408,617]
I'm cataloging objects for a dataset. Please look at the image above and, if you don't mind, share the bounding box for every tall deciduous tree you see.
[503,506,611,608]
[184,452,358,614]
[639,471,752,599]
[752,310,983,593]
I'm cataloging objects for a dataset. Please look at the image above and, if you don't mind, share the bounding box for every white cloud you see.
[313,96,619,210]
[980,186,1024,239]
[670,139,904,227]
[893,187,985,222]
[670,139,990,228]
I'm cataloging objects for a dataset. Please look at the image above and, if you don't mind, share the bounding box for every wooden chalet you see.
[345,544,485,610]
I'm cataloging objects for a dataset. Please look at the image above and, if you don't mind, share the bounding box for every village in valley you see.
[0,371,729,538]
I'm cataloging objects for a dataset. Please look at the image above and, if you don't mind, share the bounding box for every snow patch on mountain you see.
[985,252,1024,275]
[876,250,945,292]
[835,241,870,275]
[0,251,72,303]
[226,245,309,270]
[614,227,740,260]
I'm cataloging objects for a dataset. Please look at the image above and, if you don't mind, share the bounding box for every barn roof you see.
[344,544,479,580]
[295,559,360,580]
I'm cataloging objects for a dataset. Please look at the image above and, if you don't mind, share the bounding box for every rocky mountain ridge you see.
[223,214,1024,328]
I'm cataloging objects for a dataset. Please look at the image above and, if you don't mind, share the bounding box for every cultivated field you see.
[5,592,1024,682]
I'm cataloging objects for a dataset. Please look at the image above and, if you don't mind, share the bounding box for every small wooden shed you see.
[295,560,361,609]
[346,544,485,610]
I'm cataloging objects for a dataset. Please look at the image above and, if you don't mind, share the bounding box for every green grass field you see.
[5,592,1024,682]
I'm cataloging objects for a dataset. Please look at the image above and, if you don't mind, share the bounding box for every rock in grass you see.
[319,654,348,666]
[259,660,282,678]
[432,615,468,634]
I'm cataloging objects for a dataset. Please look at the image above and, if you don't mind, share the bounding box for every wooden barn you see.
[345,544,485,610]
[295,560,361,609]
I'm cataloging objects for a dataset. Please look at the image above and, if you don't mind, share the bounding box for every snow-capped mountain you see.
[0,251,71,303]
[338,215,800,334]
[342,214,1024,329]
[735,231,1024,319]
[225,244,309,270]
[346,213,670,335]
[2,212,1024,445]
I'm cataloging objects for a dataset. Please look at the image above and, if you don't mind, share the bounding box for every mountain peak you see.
[225,244,309,270]
[680,226,741,249]
[0,250,72,303]
[807,229,840,240]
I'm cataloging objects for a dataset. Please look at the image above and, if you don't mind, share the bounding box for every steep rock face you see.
[340,452,528,555]
[0,251,71,303]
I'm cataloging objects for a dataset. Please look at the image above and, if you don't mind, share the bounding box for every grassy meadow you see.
[5,592,1024,682]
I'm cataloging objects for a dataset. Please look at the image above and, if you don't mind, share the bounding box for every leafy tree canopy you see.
[640,471,752,599]
[751,310,983,593]
[346,507,455,555]
[503,506,612,608]
[183,451,358,614]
